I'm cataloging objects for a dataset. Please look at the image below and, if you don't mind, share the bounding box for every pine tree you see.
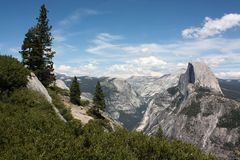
[93,81,105,111]
[70,77,81,105]
[20,4,55,86]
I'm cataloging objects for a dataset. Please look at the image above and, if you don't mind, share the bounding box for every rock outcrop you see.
[55,79,69,90]
[179,62,223,96]
[27,73,52,103]
[27,73,67,122]
[100,77,143,129]
[136,62,240,159]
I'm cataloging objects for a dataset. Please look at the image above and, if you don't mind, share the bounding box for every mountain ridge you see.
[57,61,240,159]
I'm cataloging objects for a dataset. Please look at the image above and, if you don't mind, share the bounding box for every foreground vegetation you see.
[0,88,215,159]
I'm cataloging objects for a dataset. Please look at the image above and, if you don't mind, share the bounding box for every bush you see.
[87,108,105,120]
[49,85,69,96]
[196,87,211,99]
[7,88,50,108]
[48,89,73,121]
[0,55,30,91]
[181,100,201,118]
[81,99,90,106]
[217,109,240,129]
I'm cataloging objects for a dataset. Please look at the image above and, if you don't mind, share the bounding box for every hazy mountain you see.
[219,79,240,101]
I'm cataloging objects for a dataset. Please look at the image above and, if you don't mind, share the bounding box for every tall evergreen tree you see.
[20,4,55,86]
[93,81,105,111]
[70,76,81,105]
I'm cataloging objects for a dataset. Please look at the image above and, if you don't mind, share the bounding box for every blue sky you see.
[0,0,240,78]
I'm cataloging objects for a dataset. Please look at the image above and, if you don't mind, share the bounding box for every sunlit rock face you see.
[179,62,223,96]
[55,79,69,90]
[100,77,144,130]
[27,73,52,103]
[136,62,239,159]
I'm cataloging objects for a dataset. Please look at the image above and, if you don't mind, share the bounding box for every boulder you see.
[55,79,69,90]
[27,73,52,103]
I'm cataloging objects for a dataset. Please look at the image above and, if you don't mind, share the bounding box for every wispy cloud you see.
[87,33,240,57]
[53,43,79,55]
[84,33,240,78]
[182,13,240,39]
[216,71,240,79]
[197,54,240,68]
[86,33,125,57]
[53,9,99,43]
[59,9,99,28]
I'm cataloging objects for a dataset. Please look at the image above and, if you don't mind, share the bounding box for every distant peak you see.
[180,61,223,95]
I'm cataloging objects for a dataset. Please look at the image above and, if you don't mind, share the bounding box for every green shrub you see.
[49,85,69,96]
[196,87,211,99]
[48,89,73,121]
[81,99,90,106]
[7,88,50,108]
[0,55,30,91]
[181,100,201,118]
[68,119,83,137]
[217,109,240,129]
[87,107,105,120]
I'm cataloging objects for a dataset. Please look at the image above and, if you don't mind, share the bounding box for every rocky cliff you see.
[57,62,240,159]
[100,77,144,129]
[136,62,240,159]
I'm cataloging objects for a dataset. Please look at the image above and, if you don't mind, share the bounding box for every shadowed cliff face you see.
[188,63,195,84]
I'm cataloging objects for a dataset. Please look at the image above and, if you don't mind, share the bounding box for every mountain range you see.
[57,62,240,159]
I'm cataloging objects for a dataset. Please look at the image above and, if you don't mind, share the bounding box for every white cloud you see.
[9,47,19,53]
[197,54,240,68]
[53,43,79,55]
[87,34,240,57]
[55,56,170,78]
[216,72,240,79]
[182,13,240,39]
[96,33,123,42]
[86,33,124,57]
[54,61,100,77]
[131,56,167,67]
[106,64,164,78]
[53,30,240,79]
[59,9,99,28]
[105,56,169,78]
[124,44,166,54]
